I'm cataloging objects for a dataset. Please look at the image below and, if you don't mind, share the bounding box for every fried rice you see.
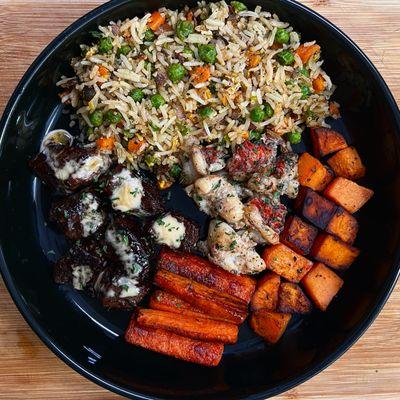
[58,0,338,187]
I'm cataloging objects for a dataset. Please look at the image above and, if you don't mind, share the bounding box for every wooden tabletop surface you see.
[0,0,399,399]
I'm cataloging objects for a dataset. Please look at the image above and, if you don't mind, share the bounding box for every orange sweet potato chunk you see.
[250,272,280,311]
[310,233,360,270]
[310,128,347,158]
[327,146,366,180]
[324,177,374,213]
[277,282,312,314]
[326,207,358,244]
[280,215,318,255]
[301,263,344,311]
[250,310,291,344]
[262,243,313,283]
[298,152,333,191]
[294,187,337,229]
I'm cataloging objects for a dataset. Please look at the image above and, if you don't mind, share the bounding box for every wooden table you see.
[0,0,399,398]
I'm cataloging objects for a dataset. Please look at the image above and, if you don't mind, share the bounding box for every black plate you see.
[1,0,400,399]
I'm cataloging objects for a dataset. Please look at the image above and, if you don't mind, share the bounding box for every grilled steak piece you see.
[29,143,111,193]
[100,222,152,309]
[49,190,106,240]
[53,236,109,296]
[101,166,164,216]
[149,211,200,252]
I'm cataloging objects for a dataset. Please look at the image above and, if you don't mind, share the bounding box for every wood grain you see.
[0,1,399,399]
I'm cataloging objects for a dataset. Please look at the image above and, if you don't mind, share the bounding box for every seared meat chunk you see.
[150,211,200,252]
[227,137,279,181]
[49,190,106,240]
[103,166,163,216]
[207,220,266,275]
[29,143,111,193]
[53,236,108,295]
[191,145,226,176]
[101,223,152,309]
[244,198,287,245]
[187,175,244,229]
[247,145,299,199]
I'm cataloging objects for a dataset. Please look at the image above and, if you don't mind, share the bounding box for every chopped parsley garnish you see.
[229,240,237,251]
[212,179,222,190]
[156,218,165,226]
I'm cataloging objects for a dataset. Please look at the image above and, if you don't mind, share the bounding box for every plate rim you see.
[0,0,400,399]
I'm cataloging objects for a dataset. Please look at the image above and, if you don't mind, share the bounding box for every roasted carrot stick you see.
[136,308,238,344]
[154,269,248,324]
[149,290,229,322]
[158,248,256,304]
[125,317,224,367]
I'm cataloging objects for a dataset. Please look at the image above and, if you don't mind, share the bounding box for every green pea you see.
[250,106,265,122]
[144,28,155,41]
[117,45,131,56]
[231,1,247,12]
[169,164,182,178]
[197,106,214,118]
[89,110,103,127]
[263,103,274,119]
[275,28,290,44]
[167,63,187,83]
[105,109,122,124]
[198,44,217,64]
[249,130,262,141]
[300,85,311,99]
[98,37,113,54]
[276,49,295,66]
[287,130,302,145]
[151,94,166,109]
[299,67,309,77]
[129,88,144,102]
[176,20,194,41]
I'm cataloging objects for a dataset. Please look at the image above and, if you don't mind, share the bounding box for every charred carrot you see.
[158,248,256,304]
[149,290,229,322]
[96,136,115,151]
[313,75,326,93]
[147,11,165,31]
[125,317,224,367]
[296,44,320,64]
[154,269,248,324]
[136,308,238,344]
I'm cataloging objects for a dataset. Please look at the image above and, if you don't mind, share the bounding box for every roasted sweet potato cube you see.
[277,282,312,314]
[326,207,358,244]
[310,127,347,158]
[310,233,360,270]
[298,152,333,191]
[280,215,318,255]
[327,146,366,180]
[250,272,280,311]
[324,177,374,213]
[250,310,291,344]
[301,263,344,311]
[294,187,337,229]
[262,243,313,282]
